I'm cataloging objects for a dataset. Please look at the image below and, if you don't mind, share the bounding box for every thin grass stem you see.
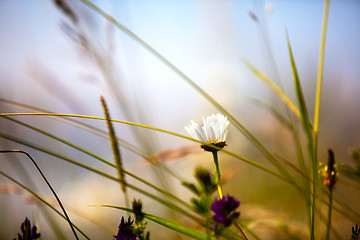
[0,133,205,225]
[0,98,185,181]
[1,115,115,167]
[243,59,300,118]
[325,188,333,240]
[92,205,208,240]
[286,27,318,239]
[232,219,248,240]
[314,0,331,136]
[0,112,289,183]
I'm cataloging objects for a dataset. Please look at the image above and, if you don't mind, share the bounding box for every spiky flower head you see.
[322,149,338,189]
[13,217,41,240]
[351,224,360,240]
[113,217,137,240]
[211,196,240,227]
[132,199,144,222]
[185,114,229,152]
[194,167,217,194]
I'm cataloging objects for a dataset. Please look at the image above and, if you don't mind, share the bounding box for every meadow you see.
[0,1,359,239]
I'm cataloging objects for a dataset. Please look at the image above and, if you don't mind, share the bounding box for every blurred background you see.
[0,0,359,239]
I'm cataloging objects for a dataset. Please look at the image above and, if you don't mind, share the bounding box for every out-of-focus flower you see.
[132,199,145,222]
[211,196,240,227]
[132,199,150,240]
[13,217,41,240]
[265,2,274,13]
[185,114,229,152]
[114,217,137,240]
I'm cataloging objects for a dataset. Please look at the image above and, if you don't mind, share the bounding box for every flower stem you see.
[212,151,223,199]
[325,187,333,240]
[211,151,248,240]
[232,220,248,240]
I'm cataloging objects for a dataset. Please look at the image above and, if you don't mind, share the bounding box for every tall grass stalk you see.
[100,96,129,210]
[92,205,209,240]
[0,98,186,182]
[326,188,333,240]
[286,28,318,240]
[212,151,223,199]
[314,0,331,238]
[0,112,294,183]
[0,132,205,225]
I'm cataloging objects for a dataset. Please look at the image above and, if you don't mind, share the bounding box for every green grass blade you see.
[0,98,185,182]
[92,205,208,240]
[0,122,191,214]
[248,98,293,130]
[0,112,291,184]
[314,0,330,137]
[0,132,205,225]
[249,98,309,194]
[2,114,356,230]
[1,115,115,167]
[285,29,312,135]
[244,59,300,118]
[123,169,194,211]
[286,28,318,240]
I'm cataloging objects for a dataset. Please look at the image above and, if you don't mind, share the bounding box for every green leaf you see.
[182,181,200,195]
[286,27,318,240]
[92,205,208,240]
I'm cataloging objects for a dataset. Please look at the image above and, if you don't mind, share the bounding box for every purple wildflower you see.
[13,217,41,240]
[211,196,240,227]
[113,217,137,240]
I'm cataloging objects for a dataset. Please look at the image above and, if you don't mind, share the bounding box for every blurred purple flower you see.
[211,195,240,227]
[13,217,40,240]
[113,217,137,240]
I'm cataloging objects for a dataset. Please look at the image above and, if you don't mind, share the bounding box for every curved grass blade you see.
[314,0,330,137]
[1,114,357,228]
[0,112,290,183]
[286,28,318,240]
[91,205,208,240]
[0,130,193,214]
[0,115,193,212]
[249,98,309,199]
[0,133,205,225]
[248,98,293,130]
[1,115,115,167]
[4,151,68,239]
[0,150,79,240]
[0,98,185,181]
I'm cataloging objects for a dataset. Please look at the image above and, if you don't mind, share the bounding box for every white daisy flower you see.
[185,113,229,151]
